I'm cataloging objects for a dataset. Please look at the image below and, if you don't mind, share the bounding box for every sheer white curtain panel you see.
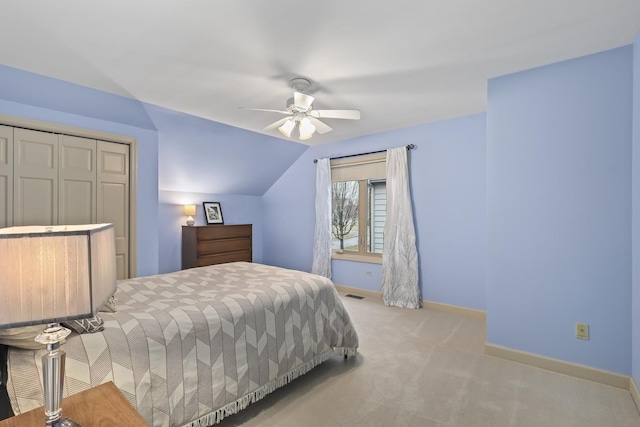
[311,158,332,278]
[381,147,420,308]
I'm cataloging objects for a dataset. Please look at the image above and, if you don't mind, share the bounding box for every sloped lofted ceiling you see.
[1,1,639,146]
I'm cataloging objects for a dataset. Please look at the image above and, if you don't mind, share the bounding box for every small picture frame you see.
[203,202,224,225]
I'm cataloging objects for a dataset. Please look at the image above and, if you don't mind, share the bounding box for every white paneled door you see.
[59,135,97,225]
[98,141,130,280]
[13,128,58,226]
[0,125,12,228]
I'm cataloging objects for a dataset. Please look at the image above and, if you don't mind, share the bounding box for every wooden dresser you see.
[182,224,252,269]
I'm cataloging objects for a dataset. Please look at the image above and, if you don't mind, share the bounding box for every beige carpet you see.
[218,292,640,427]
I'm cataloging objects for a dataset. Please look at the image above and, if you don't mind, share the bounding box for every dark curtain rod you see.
[313,144,415,163]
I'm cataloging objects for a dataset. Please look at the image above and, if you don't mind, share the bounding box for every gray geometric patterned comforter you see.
[6,262,359,427]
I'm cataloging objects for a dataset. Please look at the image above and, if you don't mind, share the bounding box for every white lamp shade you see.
[298,117,316,140]
[278,119,296,137]
[0,224,117,329]
[183,204,196,216]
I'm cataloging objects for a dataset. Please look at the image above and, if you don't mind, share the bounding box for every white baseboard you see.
[485,343,630,390]
[334,284,486,320]
[631,377,640,414]
[422,300,486,320]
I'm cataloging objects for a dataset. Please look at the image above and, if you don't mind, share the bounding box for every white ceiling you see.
[1,1,639,146]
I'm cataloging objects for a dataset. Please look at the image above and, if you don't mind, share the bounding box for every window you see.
[331,154,386,263]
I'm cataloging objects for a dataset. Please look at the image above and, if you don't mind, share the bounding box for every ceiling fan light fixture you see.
[298,117,316,140]
[278,119,295,137]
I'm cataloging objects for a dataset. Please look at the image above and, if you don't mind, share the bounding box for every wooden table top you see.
[0,381,148,426]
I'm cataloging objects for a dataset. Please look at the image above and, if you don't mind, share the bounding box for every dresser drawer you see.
[197,237,250,256]
[197,224,251,241]
[182,224,252,269]
[197,250,252,267]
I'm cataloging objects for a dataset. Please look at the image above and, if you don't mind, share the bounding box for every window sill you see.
[332,252,382,264]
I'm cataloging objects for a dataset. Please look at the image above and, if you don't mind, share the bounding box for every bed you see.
[2,262,359,427]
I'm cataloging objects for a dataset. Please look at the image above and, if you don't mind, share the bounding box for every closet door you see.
[59,135,97,225]
[0,125,13,228]
[13,129,58,226]
[98,141,130,280]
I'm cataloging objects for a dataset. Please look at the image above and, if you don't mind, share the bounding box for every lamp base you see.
[35,324,82,427]
[186,216,195,226]
[50,416,82,427]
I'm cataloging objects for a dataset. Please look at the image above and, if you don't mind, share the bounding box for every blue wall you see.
[633,33,640,388]
[487,46,633,374]
[147,102,305,272]
[148,104,307,196]
[263,113,488,311]
[158,190,264,273]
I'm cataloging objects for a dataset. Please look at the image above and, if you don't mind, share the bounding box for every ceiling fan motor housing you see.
[286,98,310,114]
[289,78,312,92]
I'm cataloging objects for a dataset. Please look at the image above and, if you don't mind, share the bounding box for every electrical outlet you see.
[365,271,372,276]
[576,323,589,340]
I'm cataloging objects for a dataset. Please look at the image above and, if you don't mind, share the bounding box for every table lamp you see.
[0,224,117,427]
[183,204,196,226]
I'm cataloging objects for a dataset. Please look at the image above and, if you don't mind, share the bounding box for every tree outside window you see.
[332,181,359,251]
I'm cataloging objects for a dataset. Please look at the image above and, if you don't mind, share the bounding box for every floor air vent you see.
[345,294,364,300]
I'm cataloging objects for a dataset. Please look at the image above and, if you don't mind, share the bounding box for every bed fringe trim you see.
[181,347,358,427]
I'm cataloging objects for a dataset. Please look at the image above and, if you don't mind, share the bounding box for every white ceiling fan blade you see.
[310,109,361,120]
[294,92,314,110]
[240,107,290,114]
[307,116,333,134]
[264,117,292,130]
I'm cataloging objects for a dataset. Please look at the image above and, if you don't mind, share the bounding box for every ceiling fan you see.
[241,78,360,141]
